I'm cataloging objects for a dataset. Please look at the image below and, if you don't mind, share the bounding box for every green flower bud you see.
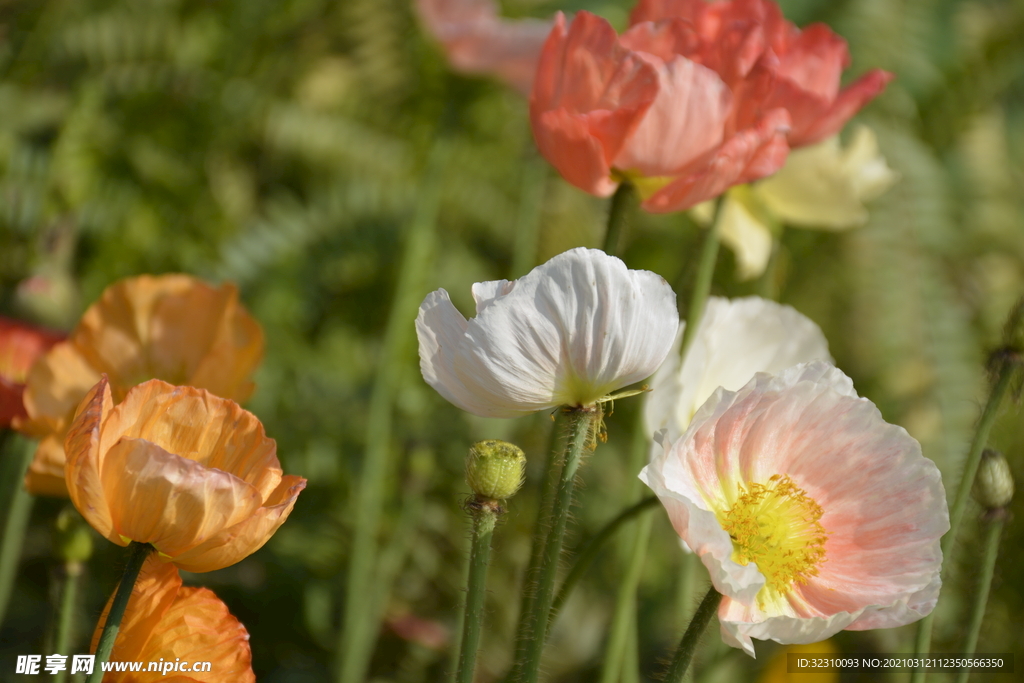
[466,440,526,501]
[973,449,1014,510]
[53,507,93,564]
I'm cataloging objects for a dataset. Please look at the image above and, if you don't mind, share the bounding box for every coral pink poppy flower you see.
[641,362,947,655]
[630,0,893,147]
[65,377,305,572]
[0,317,63,427]
[531,10,791,212]
[417,248,678,418]
[93,557,254,682]
[415,0,554,95]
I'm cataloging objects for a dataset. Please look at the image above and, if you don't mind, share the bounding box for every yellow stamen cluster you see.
[718,474,829,607]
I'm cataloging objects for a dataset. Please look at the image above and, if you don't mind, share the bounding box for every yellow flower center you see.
[718,474,828,608]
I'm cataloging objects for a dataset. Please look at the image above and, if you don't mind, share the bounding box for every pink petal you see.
[789,69,893,146]
[641,107,790,212]
[612,55,730,177]
[531,12,659,196]
[414,0,553,95]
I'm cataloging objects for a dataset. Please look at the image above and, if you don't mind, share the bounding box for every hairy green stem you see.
[0,432,35,628]
[679,198,723,362]
[955,511,1005,683]
[911,362,1015,682]
[456,504,499,683]
[506,414,561,683]
[336,140,449,683]
[516,407,597,683]
[550,496,658,622]
[664,587,722,683]
[603,183,637,256]
[87,542,152,683]
[53,561,83,683]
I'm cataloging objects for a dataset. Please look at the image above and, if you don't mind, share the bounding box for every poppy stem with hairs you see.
[910,355,1017,683]
[664,586,722,683]
[87,542,153,683]
[455,501,499,683]
[516,406,599,683]
[956,509,1006,683]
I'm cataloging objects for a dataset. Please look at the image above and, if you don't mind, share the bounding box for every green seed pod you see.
[973,449,1014,510]
[53,507,93,564]
[466,440,526,501]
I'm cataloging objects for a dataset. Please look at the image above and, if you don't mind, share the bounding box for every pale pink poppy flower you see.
[530,11,791,212]
[416,248,678,418]
[641,362,947,655]
[631,0,893,146]
[415,0,554,95]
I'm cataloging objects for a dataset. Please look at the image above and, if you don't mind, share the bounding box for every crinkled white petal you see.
[644,297,832,443]
[417,248,679,417]
[719,599,860,658]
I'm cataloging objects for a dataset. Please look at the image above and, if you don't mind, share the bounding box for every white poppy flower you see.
[644,296,832,443]
[416,247,679,418]
[641,362,947,656]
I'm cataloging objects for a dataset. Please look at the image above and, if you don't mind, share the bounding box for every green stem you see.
[550,496,658,621]
[53,561,82,683]
[0,432,35,628]
[601,512,653,683]
[336,140,449,683]
[955,511,1005,683]
[663,587,722,683]
[511,153,548,277]
[516,407,598,683]
[599,421,654,683]
[456,503,499,683]
[679,198,723,362]
[87,542,152,683]
[506,414,561,683]
[603,183,637,257]
[911,362,1015,682]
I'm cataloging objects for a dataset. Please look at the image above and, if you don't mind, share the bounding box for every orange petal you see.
[24,434,71,497]
[171,475,306,573]
[92,557,255,683]
[101,381,282,500]
[64,377,115,539]
[18,341,102,437]
[101,438,262,557]
[92,556,180,663]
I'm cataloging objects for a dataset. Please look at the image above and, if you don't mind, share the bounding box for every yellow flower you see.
[15,275,263,497]
[65,377,305,572]
[694,126,899,279]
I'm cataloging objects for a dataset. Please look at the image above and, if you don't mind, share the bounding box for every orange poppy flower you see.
[65,377,305,572]
[0,317,63,427]
[92,556,254,682]
[14,275,263,497]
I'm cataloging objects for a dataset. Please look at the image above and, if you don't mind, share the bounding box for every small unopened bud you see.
[53,507,93,565]
[466,440,526,502]
[973,449,1014,510]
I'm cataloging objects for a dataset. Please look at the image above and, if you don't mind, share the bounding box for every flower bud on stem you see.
[456,442,525,683]
[87,542,152,683]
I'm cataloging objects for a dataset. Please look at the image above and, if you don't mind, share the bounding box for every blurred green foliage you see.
[0,0,1022,681]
